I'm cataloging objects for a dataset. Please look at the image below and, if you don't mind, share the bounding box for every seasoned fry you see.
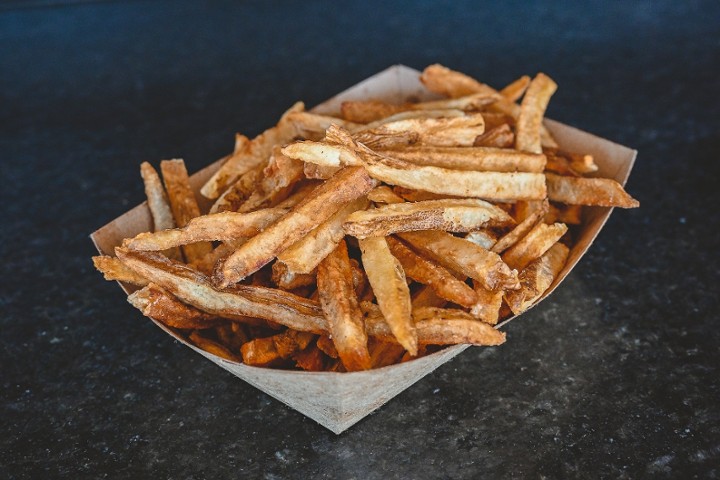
[189,243,236,276]
[499,75,531,102]
[368,339,406,368]
[398,231,519,291]
[367,185,405,204]
[502,222,568,271]
[276,196,369,274]
[515,73,558,154]
[200,102,303,199]
[473,123,515,148]
[241,330,315,366]
[491,204,548,254]
[387,237,477,308]
[92,255,149,287]
[359,236,416,355]
[218,167,376,286]
[115,248,328,333]
[378,145,546,172]
[128,284,220,329]
[160,159,213,263]
[344,199,513,239]
[303,161,340,180]
[126,208,288,251]
[317,240,371,371]
[546,173,640,208]
[505,242,569,314]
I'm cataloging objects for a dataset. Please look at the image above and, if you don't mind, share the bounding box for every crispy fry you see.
[341,93,499,123]
[128,284,220,329]
[276,196,369,274]
[546,173,640,208]
[367,185,405,204]
[411,285,447,309]
[200,102,303,199]
[368,339,406,368]
[93,255,149,286]
[562,150,599,174]
[464,230,497,250]
[358,114,486,147]
[544,150,580,177]
[473,123,515,148]
[316,335,339,359]
[317,240,371,371]
[286,111,361,140]
[210,161,266,213]
[271,262,317,290]
[273,181,321,208]
[189,331,240,362]
[377,145,546,172]
[504,242,569,314]
[392,187,460,202]
[235,147,304,213]
[514,200,547,222]
[293,345,326,371]
[491,203,548,254]
[515,73,558,154]
[139,162,182,260]
[343,199,513,239]
[502,222,568,271]
[218,167,376,286]
[160,159,213,263]
[189,243,236,276]
[359,236,416,355]
[387,237,477,308]
[215,324,246,352]
[398,231,519,291]
[469,282,504,325]
[115,248,328,333]
[499,75,531,102]
[545,203,583,225]
[125,208,288,251]
[303,161,340,180]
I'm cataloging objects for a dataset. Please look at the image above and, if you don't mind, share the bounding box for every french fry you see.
[359,236,417,355]
[210,162,266,213]
[189,243,236,276]
[499,75,531,102]
[501,222,568,271]
[271,262,317,290]
[160,159,213,263]
[273,181,321,208]
[316,335,339,359]
[505,242,569,314]
[125,208,288,251]
[377,145,546,172]
[241,329,315,366]
[218,167,376,286]
[357,114,486,147]
[276,196,369,274]
[464,230,497,250]
[293,345,327,371]
[469,283,504,325]
[392,187,460,202]
[491,204,548,254]
[473,123,515,148]
[398,231,519,291]
[128,284,220,329]
[343,199,513,239]
[317,240,371,371]
[189,331,240,362]
[562,150,598,174]
[92,255,149,286]
[545,203,583,225]
[515,73,558,154]
[411,285,447,309]
[341,93,499,123]
[387,237,477,308]
[368,339,406,368]
[367,185,405,204]
[139,162,182,260]
[200,102,303,199]
[303,161,340,180]
[235,147,304,213]
[286,111,361,140]
[546,173,640,208]
[115,248,328,333]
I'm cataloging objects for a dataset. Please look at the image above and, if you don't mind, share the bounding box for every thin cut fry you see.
[502,222,568,271]
[358,114,486,147]
[92,255,149,286]
[160,159,213,263]
[359,236,416,355]
[210,162,266,213]
[236,147,304,213]
[499,75,531,102]
[317,240,371,371]
[505,242,569,314]
[398,231,519,291]
[546,173,640,208]
[341,93,499,123]
[316,335,339,359]
[125,208,288,251]
[241,330,315,366]
[378,145,546,172]
[286,111,361,140]
[515,73,558,154]
[344,199,513,239]
[276,196,369,274]
[369,339,407,368]
[491,203,548,254]
[387,237,477,308]
[545,203,583,225]
[218,167,376,286]
[128,284,219,329]
[139,163,180,260]
[293,345,326,371]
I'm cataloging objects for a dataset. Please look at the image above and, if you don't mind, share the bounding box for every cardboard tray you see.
[91,65,637,434]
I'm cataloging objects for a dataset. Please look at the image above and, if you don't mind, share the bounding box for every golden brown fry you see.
[358,114,486,147]
[368,339,406,368]
[293,345,326,371]
[241,329,316,366]
[317,240,371,371]
[343,199,513,239]
[115,248,328,333]
[464,230,498,250]
[92,255,149,286]
[544,150,580,177]
[160,159,213,263]
[218,167,376,286]
[398,231,519,291]
[316,335,339,359]
[546,173,640,208]
[286,111,361,140]
[276,196,369,275]
[367,185,405,204]
[189,330,240,362]
[139,162,182,259]
[189,243,236,276]
[499,75,531,102]
[273,181,321,208]
[387,237,477,308]
[271,262,317,290]
[378,145,546,172]
[411,285,447,309]
[215,324,246,352]
[473,123,515,148]
[392,187,460,202]
[502,222,568,271]
[126,208,288,251]
[515,73,558,154]
[303,161,340,180]
[504,242,569,314]
[128,283,220,329]
[362,302,506,346]
[234,147,304,213]
[210,161,266,213]
[545,203,583,225]
[514,200,547,222]
[359,236,417,355]
[341,94,499,123]
[200,102,303,199]
[469,282,504,325]
[491,204,548,254]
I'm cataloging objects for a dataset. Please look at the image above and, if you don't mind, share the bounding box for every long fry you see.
[128,284,220,329]
[546,173,640,208]
[502,222,568,271]
[377,145,546,172]
[515,73,558,154]
[92,255,149,286]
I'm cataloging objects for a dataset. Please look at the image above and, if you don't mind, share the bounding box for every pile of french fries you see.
[93,64,638,372]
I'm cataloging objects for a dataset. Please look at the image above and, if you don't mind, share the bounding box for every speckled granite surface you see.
[1,1,718,478]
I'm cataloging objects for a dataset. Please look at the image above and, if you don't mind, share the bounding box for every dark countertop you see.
[2,1,718,478]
